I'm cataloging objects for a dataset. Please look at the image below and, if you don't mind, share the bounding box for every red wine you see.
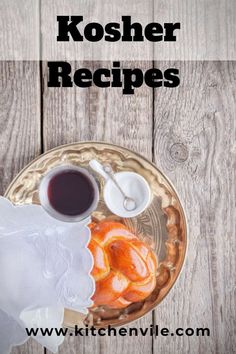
[47,170,95,216]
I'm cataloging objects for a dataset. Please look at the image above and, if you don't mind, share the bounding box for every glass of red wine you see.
[39,165,99,223]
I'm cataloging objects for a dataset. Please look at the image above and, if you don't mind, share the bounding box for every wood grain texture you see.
[0,0,235,61]
[0,1,40,60]
[11,339,44,354]
[153,61,236,354]
[153,0,236,61]
[39,0,236,61]
[42,61,154,354]
[0,61,42,354]
[0,61,41,195]
[3,61,236,354]
[40,0,153,61]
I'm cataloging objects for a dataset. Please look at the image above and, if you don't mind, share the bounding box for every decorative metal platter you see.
[5,142,187,328]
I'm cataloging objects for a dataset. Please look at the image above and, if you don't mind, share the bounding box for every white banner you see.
[0,0,235,60]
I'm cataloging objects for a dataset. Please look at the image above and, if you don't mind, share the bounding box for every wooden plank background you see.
[1,60,235,354]
[0,1,235,354]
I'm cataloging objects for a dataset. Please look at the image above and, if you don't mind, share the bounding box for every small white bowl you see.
[103,171,151,218]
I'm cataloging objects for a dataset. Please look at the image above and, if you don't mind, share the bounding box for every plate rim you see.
[4,140,188,328]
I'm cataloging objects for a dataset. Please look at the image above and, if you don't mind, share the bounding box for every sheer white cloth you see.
[0,197,94,353]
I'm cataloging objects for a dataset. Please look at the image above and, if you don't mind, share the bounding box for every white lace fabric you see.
[0,197,95,353]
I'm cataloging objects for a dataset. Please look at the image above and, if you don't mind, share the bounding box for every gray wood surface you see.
[0,0,40,60]
[0,61,43,354]
[38,0,236,61]
[1,60,235,354]
[153,61,236,354]
[0,18,235,354]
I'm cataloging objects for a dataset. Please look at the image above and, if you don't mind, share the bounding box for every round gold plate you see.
[5,142,187,328]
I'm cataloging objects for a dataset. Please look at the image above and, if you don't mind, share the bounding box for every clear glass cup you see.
[39,164,99,223]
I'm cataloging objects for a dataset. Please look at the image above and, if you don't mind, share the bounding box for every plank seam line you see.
[151,0,155,353]
[39,0,44,154]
